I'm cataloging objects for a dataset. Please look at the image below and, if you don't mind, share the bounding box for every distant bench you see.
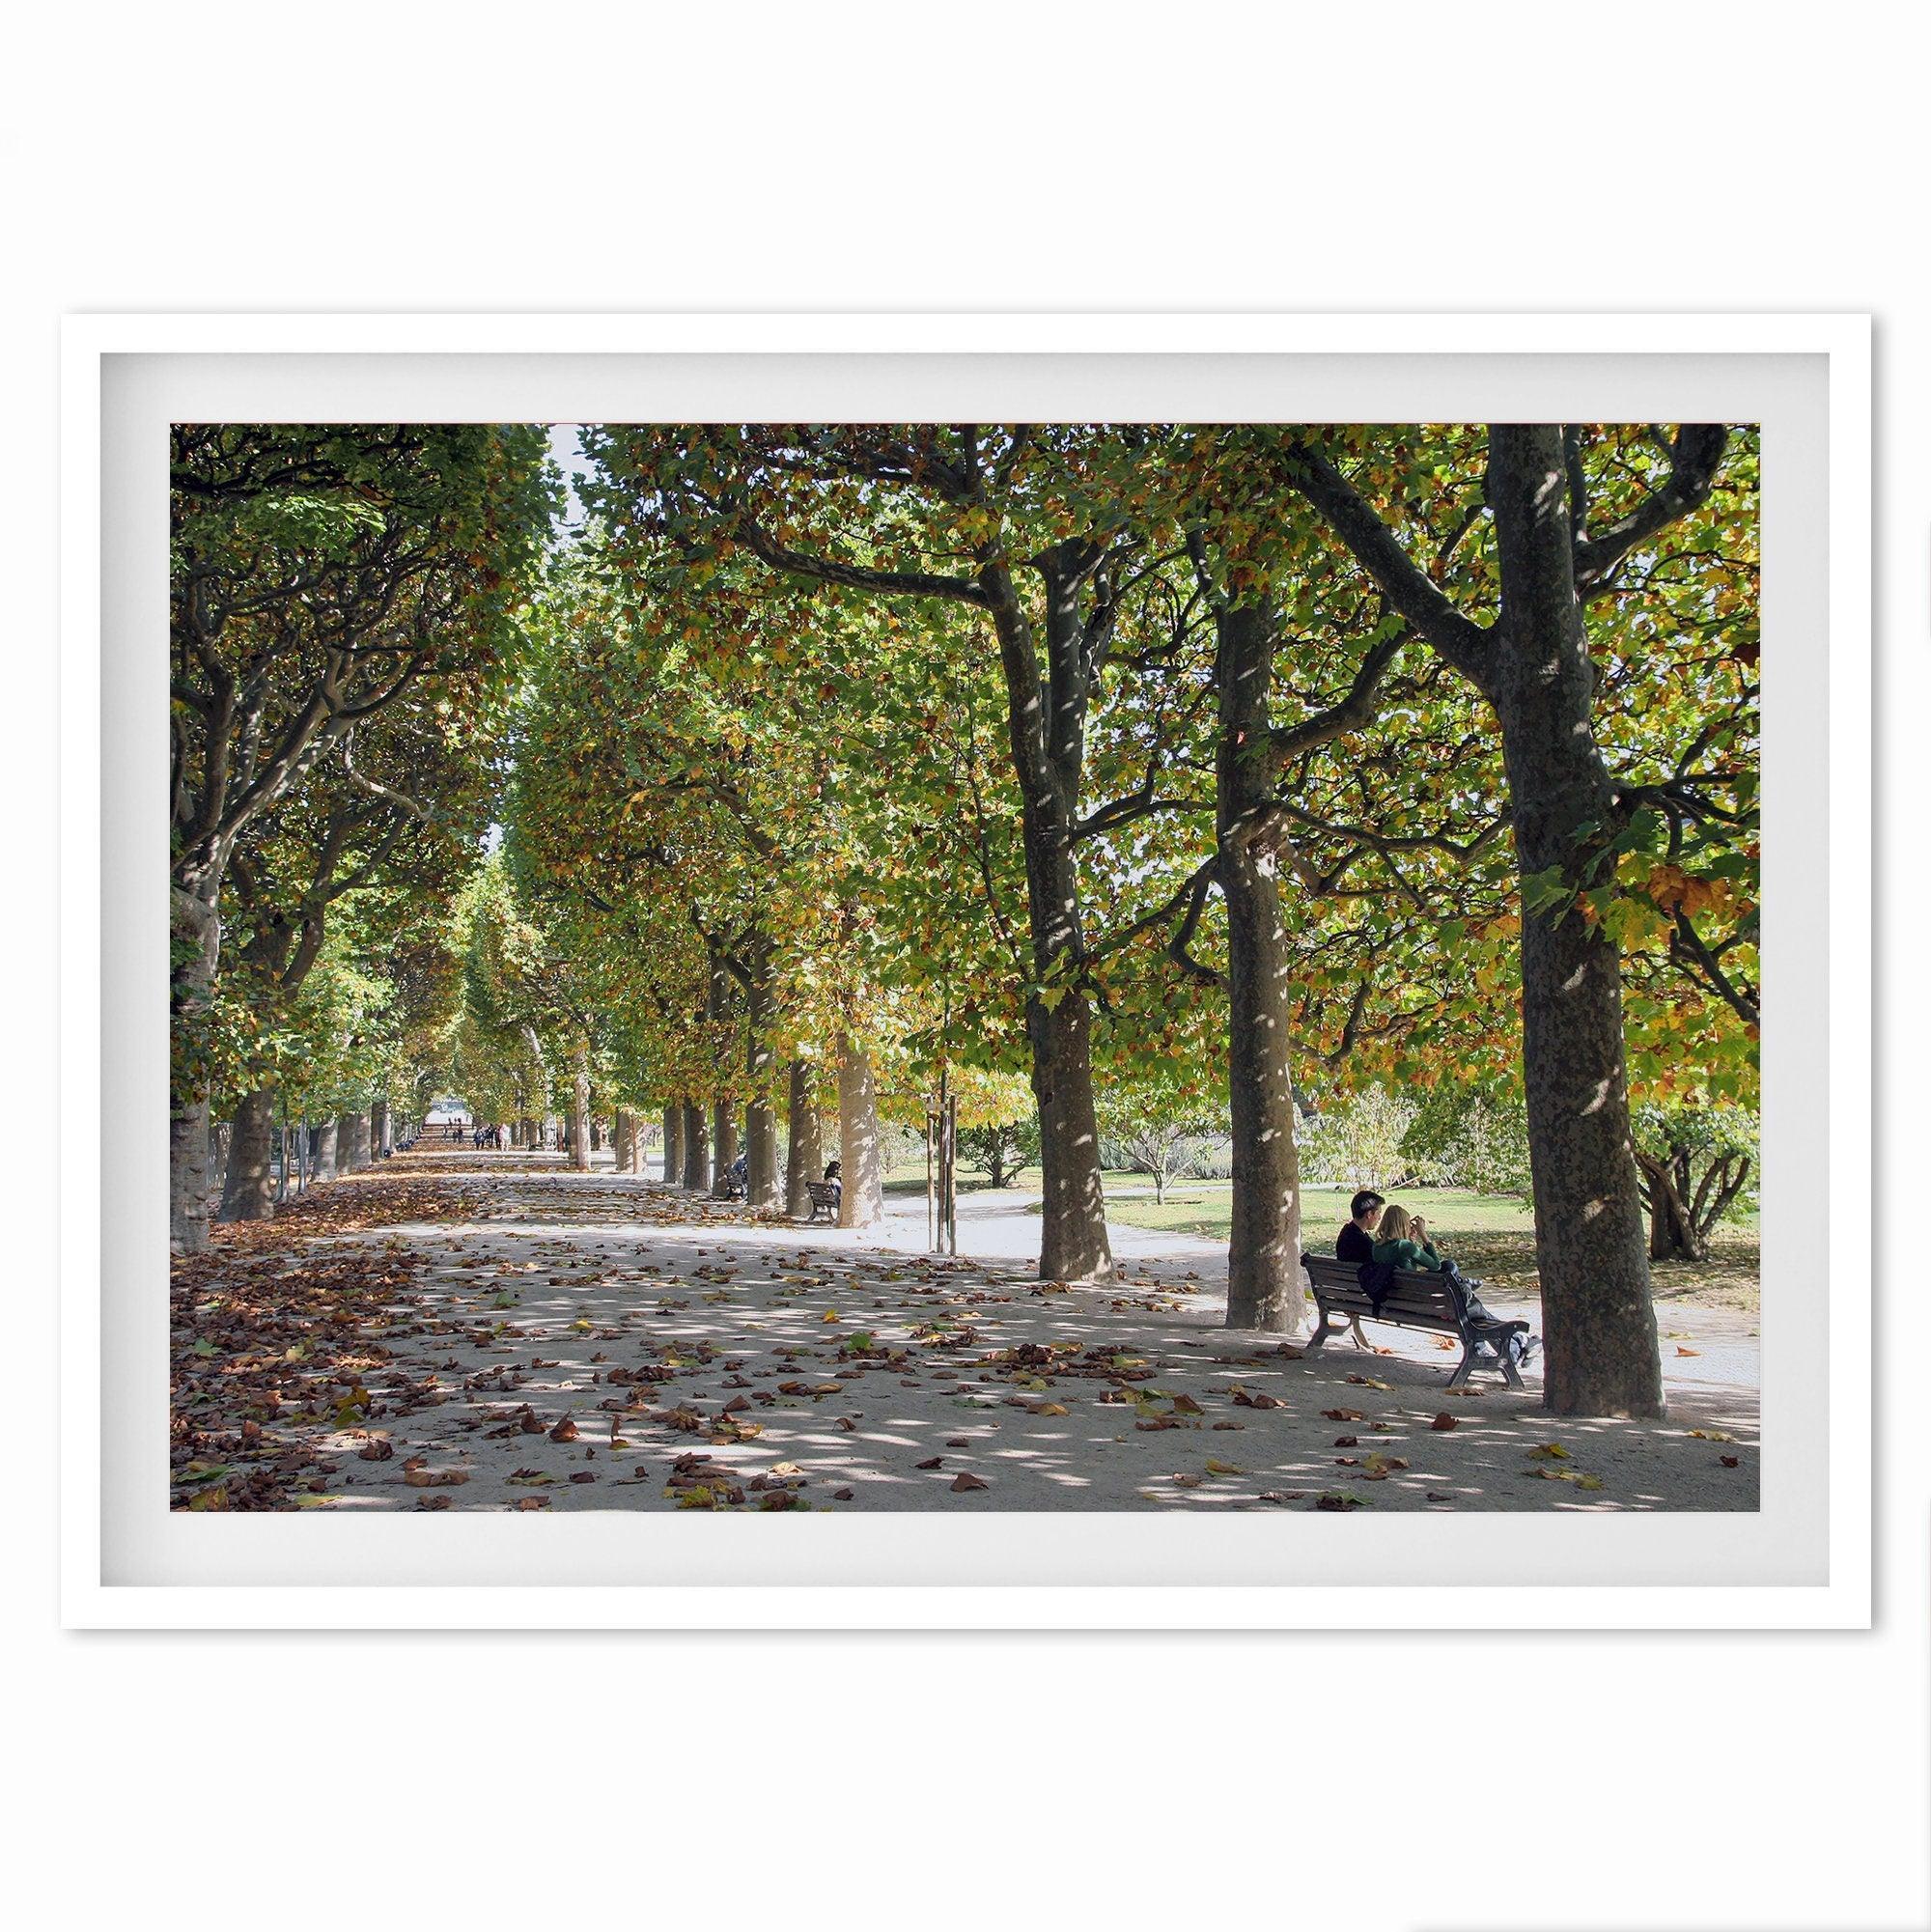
[1302,1254,1525,1390]
[804,1181,841,1223]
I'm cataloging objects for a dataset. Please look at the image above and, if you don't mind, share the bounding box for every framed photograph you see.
[62,313,1868,1628]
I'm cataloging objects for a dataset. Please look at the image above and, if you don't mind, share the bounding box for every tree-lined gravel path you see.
[170,1153,1760,1514]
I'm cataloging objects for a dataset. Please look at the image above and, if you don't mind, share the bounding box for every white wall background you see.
[6,7,1921,1929]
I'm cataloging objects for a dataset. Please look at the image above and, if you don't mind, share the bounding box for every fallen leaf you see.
[1429,1413,1458,1432]
[950,1472,989,1493]
[1322,1409,1363,1423]
[1526,1442,1571,1460]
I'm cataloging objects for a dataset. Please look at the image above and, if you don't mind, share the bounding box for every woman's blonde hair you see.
[1378,1203,1413,1244]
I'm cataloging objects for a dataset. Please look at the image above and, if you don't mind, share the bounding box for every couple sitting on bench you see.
[1337,1190,1540,1370]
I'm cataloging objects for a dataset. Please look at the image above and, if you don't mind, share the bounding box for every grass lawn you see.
[1105,1178,1757,1314]
[881,1157,1758,1315]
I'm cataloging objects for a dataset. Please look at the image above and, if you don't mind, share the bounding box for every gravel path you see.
[168,1153,1759,1514]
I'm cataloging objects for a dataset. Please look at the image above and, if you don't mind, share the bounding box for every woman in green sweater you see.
[1369,1203,1445,1271]
[1371,1205,1537,1364]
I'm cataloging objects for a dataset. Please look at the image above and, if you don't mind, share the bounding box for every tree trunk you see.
[217,1088,277,1222]
[1489,426,1663,1418]
[682,1101,710,1190]
[1026,990,1112,1281]
[169,884,221,1253]
[1217,601,1307,1334]
[1639,1150,1713,1264]
[570,1039,592,1172]
[742,956,781,1210]
[335,1112,360,1173]
[313,1116,339,1181]
[785,1060,819,1218]
[519,1116,537,1150]
[614,1107,634,1173]
[372,1098,390,1159]
[836,1031,884,1228]
[661,1105,684,1186]
[987,545,1115,1283]
[712,1104,740,1196]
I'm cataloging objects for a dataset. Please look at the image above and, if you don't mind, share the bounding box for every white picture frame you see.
[62,312,1870,1629]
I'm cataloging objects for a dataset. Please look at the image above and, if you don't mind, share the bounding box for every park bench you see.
[1302,1254,1525,1389]
[804,1181,840,1223]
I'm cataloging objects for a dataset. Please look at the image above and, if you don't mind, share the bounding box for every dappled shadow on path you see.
[170,1162,1761,1515]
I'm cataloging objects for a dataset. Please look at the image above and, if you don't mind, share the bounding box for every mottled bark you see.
[995,546,1116,1284]
[1489,427,1663,1417]
[836,1031,884,1228]
[614,1108,634,1172]
[712,1104,740,1196]
[217,1088,277,1222]
[372,1099,390,1159]
[661,1106,684,1186]
[682,1102,710,1190]
[1216,602,1306,1333]
[785,1060,820,1218]
[313,1116,339,1181]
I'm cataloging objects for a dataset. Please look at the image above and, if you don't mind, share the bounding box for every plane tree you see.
[1277,422,1755,1414]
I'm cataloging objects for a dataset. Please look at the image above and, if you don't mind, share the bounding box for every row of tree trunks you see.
[219,1094,402,1225]
[661,1106,684,1187]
